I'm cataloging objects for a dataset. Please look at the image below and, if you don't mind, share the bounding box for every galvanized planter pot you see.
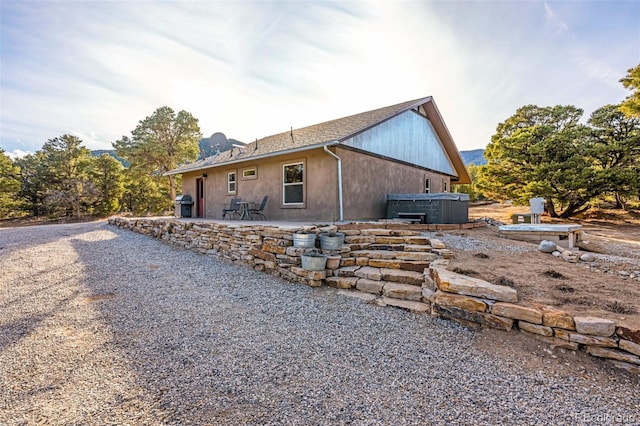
[301,253,328,271]
[292,232,317,248]
[319,232,345,250]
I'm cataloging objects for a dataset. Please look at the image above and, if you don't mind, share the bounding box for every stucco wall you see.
[183,148,339,221]
[337,147,450,220]
[182,146,452,221]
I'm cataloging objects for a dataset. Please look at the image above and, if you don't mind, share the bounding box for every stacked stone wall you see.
[108,217,640,376]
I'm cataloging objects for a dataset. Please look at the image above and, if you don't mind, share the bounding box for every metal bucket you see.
[293,233,317,248]
[319,232,344,250]
[301,254,327,271]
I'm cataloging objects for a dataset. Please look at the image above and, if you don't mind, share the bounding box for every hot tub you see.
[386,193,469,224]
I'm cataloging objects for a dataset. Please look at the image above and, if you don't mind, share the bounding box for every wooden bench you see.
[397,212,426,224]
[498,224,583,248]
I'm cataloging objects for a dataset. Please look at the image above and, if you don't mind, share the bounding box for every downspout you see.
[323,144,344,222]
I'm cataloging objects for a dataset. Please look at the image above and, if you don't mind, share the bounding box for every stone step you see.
[351,250,438,262]
[430,267,518,303]
[333,265,426,286]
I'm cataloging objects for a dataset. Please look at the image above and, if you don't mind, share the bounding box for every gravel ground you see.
[1,221,639,425]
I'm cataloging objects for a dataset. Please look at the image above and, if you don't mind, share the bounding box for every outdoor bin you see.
[512,213,533,224]
[175,194,194,218]
[386,193,469,224]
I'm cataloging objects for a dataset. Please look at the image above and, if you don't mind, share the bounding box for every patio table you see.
[237,201,252,220]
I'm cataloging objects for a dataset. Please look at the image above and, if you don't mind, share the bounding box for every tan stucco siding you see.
[182,148,339,221]
[338,147,449,220]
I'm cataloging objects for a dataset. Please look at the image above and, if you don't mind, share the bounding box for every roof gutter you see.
[323,143,344,222]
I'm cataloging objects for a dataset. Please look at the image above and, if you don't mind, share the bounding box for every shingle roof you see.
[167,96,470,184]
[168,96,432,175]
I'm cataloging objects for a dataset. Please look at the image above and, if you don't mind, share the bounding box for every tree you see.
[0,149,23,218]
[15,151,50,216]
[454,164,484,201]
[121,170,171,215]
[89,154,125,216]
[40,134,95,219]
[478,105,596,218]
[620,63,640,118]
[587,104,640,208]
[113,107,201,206]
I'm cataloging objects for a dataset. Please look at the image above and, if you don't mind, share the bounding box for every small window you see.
[227,171,236,194]
[443,179,448,193]
[242,167,257,180]
[425,177,431,193]
[283,162,304,205]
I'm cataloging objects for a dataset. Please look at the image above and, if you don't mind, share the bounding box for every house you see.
[166,96,471,221]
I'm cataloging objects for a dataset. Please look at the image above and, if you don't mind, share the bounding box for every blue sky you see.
[1,1,638,157]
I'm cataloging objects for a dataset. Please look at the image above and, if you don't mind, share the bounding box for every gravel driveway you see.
[1,221,638,425]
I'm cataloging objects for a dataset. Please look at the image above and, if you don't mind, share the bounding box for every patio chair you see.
[222,197,242,219]
[249,195,268,220]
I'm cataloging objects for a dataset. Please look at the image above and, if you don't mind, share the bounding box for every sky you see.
[1,1,639,158]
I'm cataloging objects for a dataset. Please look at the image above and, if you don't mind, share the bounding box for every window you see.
[443,179,448,193]
[242,167,257,180]
[283,162,304,205]
[227,171,236,194]
[425,177,431,193]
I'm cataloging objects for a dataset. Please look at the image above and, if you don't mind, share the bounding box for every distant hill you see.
[460,149,486,166]
[198,132,243,158]
[91,149,128,167]
[90,133,244,166]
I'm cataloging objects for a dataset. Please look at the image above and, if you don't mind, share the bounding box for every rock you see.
[356,279,385,294]
[538,240,556,253]
[619,339,640,356]
[325,276,358,289]
[566,333,618,348]
[290,267,326,280]
[421,287,435,302]
[619,270,630,277]
[561,251,578,263]
[574,316,617,337]
[395,252,438,262]
[382,282,423,301]
[354,266,382,281]
[368,259,402,269]
[540,308,575,330]
[433,305,514,331]
[429,238,446,249]
[431,268,518,303]
[491,303,542,324]
[579,253,596,262]
[336,289,378,302]
[526,334,579,351]
[382,297,431,313]
[337,265,360,277]
[608,360,640,376]
[434,291,488,313]
[380,268,424,286]
[586,346,640,365]
[617,326,640,344]
[518,321,553,337]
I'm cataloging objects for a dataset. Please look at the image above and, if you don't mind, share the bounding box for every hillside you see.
[460,149,486,166]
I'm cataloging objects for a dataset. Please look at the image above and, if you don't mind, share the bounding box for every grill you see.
[175,194,194,218]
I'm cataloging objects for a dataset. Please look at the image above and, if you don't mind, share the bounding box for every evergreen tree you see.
[113,106,201,208]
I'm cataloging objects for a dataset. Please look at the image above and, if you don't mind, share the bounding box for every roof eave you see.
[164,140,340,176]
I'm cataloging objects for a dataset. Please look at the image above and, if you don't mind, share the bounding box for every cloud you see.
[543,2,569,37]
[5,149,31,159]
[1,0,637,156]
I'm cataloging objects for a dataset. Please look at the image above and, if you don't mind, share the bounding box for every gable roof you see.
[167,96,471,184]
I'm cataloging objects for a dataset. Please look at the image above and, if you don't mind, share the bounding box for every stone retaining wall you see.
[108,217,640,377]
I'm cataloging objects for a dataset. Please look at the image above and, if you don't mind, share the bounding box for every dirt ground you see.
[445,203,640,330]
